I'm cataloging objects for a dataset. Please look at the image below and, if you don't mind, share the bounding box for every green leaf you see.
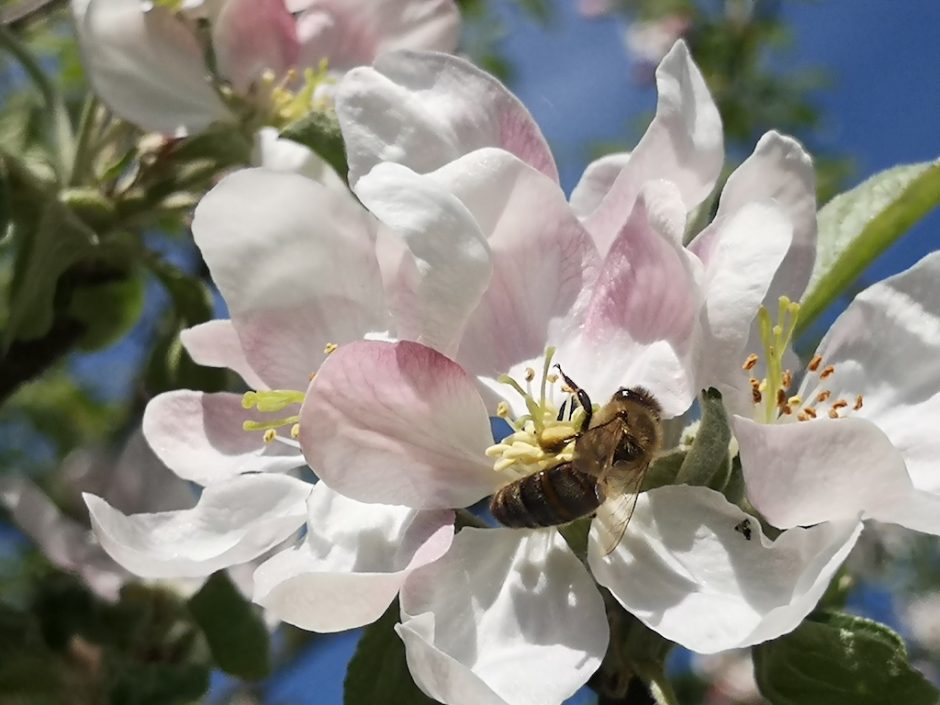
[188,571,270,680]
[345,600,439,705]
[753,612,939,705]
[66,270,144,351]
[675,388,731,490]
[280,110,349,182]
[4,193,98,346]
[798,159,940,334]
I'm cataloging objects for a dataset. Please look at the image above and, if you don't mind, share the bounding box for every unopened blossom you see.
[733,251,940,537]
[85,165,457,631]
[72,0,460,134]
[289,42,858,705]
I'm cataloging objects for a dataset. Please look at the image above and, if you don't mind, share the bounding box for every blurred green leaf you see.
[798,159,940,334]
[345,600,439,705]
[753,612,939,705]
[188,571,270,680]
[66,269,144,351]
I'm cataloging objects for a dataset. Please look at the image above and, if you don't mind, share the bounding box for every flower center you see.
[261,62,334,127]
[743,297,863,423]
[240,342,338,443]
[484,347,587,478]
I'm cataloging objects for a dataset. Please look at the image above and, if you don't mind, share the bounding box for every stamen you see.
[815,390,831,404]
[798,413,809,422]
[780,404,792,415]
[308,371,317,381]
[831,400,849,412]
[263,429,277,444]
[787,395,802,407]
[243,415,301,432]
[496,401,510,419]
[808,355,823,372]
[524,368,536,382]
[742,353,759,371]
[324,342,338,355]
[829,408,841,419]
[782,370,793,390]
[854,394,864,410]
[802,407,817,419]
[776,388,786,408]
[290,423,301,439]
[546,373,559,384]
[820,365,836,380]
[752,386,762,404]
[241,389,305,413]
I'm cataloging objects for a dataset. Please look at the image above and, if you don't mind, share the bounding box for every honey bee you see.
[490,367,663,553]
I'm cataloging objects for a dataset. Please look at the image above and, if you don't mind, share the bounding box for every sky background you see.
[255,2,940,702]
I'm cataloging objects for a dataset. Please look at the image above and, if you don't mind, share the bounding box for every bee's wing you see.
[597,458,650,555]
[573,417,624,479]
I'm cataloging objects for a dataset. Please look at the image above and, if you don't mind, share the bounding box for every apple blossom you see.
[83,165,458,631]
[72,0,460,134]
[733,250,940,537]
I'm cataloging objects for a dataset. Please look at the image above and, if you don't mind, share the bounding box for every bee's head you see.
[612,386,662,419]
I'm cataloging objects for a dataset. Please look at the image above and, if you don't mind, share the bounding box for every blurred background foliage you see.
[0,1,937,704]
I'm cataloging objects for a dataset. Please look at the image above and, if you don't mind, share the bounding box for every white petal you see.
[192,168,387,389]
[0,476,127,600]
[585,40,723,251]
[399,527,608,705]
[252,483,453,631]
[297,0,460,72]
[424,149,600,377]
[734,416,940,534]
[179,319,267,389]
[693,201,793,411]
[211,0,299,91]
[703,132,816,303]
[561,181,701,417]
[355,161,492,357]
[802,251,940,493]
[79,0,229,134]
[589,485,862,653]
[569,152,631,218]
[85,474,311,579]
[336,51,557,185]
[143,391,305,485]
[300,340,497,508]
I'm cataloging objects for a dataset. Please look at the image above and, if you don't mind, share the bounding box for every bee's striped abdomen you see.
[490,463,605,528]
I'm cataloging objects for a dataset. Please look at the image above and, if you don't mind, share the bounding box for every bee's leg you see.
[555,365,593,430]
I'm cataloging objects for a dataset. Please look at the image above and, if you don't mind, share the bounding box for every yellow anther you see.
[496,401,510,419]
[324,342,338,355]
[290,423,301,439]
[787,395,802,407]
[808,355,823,372]
[546,373,559,384]
[743,353,759,371]
[263,429,277,443]
[242,391,259,409]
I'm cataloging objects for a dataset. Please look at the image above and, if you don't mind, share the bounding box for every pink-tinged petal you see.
[212,0,299,91]
[585,40,722,251]
[301,340,497,508]
[297,0,459,72]
[78,0,230,134]
[253,483,453,631]
[693,201,793,412]
[692,131,816,304]
[336,51,558,185]
[562,181,701,417]
[251,127,346,191]
[589,485,862,653]
[399,527,608,705]
[801,251,940,493]
[85,474,311,579]
[569,152,631,218]
[416,149,600,377]
[180,320,267,390]
[355,162,492,357]
[192,168,387,390]
[732,416,939,533]
[0,476,128,601]
[143,391,305,485]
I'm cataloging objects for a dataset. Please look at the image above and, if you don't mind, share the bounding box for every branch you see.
[1,0,69,30]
